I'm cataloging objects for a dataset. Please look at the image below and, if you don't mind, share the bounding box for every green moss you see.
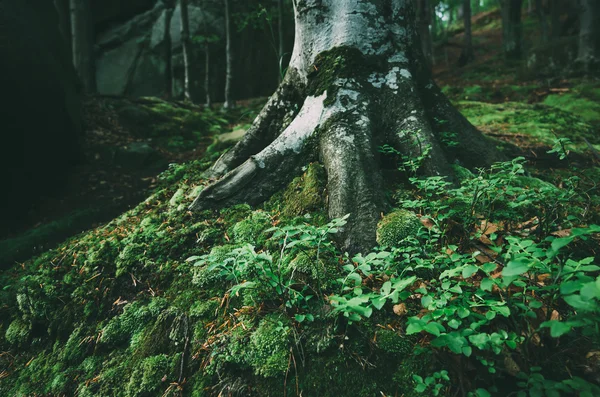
[247,315,291,377]
[375,329,413,355]
[376,210,421,247]
[543,93,600,125]
[452,164,475,182]
[5,318,31,346]
[456,101,599,152]
[125,354,179,397]
[282,163,326,217]
[231,210,272,244]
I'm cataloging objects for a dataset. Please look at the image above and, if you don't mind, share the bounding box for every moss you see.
[452,164,475,182]
[100,299,168,348]
[281,163,326,217]
[543,93,600,125]
[456,101,599,152]
[375,329,413,355]
[246,315,291,377]
[376,210,421,247]
[231,210,272,244]
[125,354,179,397]
[5,318,31,346]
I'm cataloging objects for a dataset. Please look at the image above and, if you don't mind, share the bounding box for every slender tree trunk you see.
[70,0,96,93]
[550,0,560,39]
[535,0,548,42]
[54,0,71,57]
[180,0,193,101]
[190,0,503,252]
[500,0,523,59]
[223,0,235,109]
[164,1,175,98]
[577,0,600,74]
[415,0,433,66]
[278,0,285,83]
[458,0,475,66]
[205,43,212,108]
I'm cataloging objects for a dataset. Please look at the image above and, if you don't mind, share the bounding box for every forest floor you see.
[1,8,600,396]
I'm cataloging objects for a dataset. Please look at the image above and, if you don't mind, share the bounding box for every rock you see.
[114,142,163,170]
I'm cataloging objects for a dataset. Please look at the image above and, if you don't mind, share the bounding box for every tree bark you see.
[180,0,193,101]
[500,0,523,59]
[458,0,475,66]
[70,0,95,93]
[223,0,235,109]
[191,0,503,253]
[577,0,600,74]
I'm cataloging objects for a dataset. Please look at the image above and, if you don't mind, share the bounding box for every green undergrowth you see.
[457,100,600,152]
[543,82,600,127]
[1,141,599,395]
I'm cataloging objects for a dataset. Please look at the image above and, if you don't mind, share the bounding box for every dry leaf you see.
[393,303,408,316]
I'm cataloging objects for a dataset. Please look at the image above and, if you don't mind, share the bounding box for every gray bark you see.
[180,0,192,101]
[500,0,523,59]
[577,0,600,74]
[223,0,235,109]
[459,0,475,66]
[191,0,503,253]
[70,0,95,93]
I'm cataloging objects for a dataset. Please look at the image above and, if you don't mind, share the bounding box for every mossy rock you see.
[375,329,413,355]
[125,353,179,397]
[246,315,291,377]
[376,210,421,247]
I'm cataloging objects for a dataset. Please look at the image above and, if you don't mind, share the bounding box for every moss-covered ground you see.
[2,8,600,397]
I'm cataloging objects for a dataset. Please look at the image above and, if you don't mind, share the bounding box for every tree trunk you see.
[190,0,503,253]
[500,0,523,59]
[205,43,212,108]
[164,1,175,98]
[180,0,193,101]
[550,0,560,39]
[577,0,600,74]
[54,0,71,56]
[458,0,475,66]
[535,0,548,42]
[415,0,434,66]
[70,0,95,93]
[278,0,285,83]
[223,0,235,109]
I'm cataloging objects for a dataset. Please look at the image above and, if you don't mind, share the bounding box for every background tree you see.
[164,0,176,98]
[499,0,523,59]
[458,0,474,66]
[278,0,285,82]
[190,0,503,252]
[415,0,434,66]
[70,0,96,93]
[223,0,235,109]
[180,0,193,101]
[577,0,600,74]
[534,0,548,42]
